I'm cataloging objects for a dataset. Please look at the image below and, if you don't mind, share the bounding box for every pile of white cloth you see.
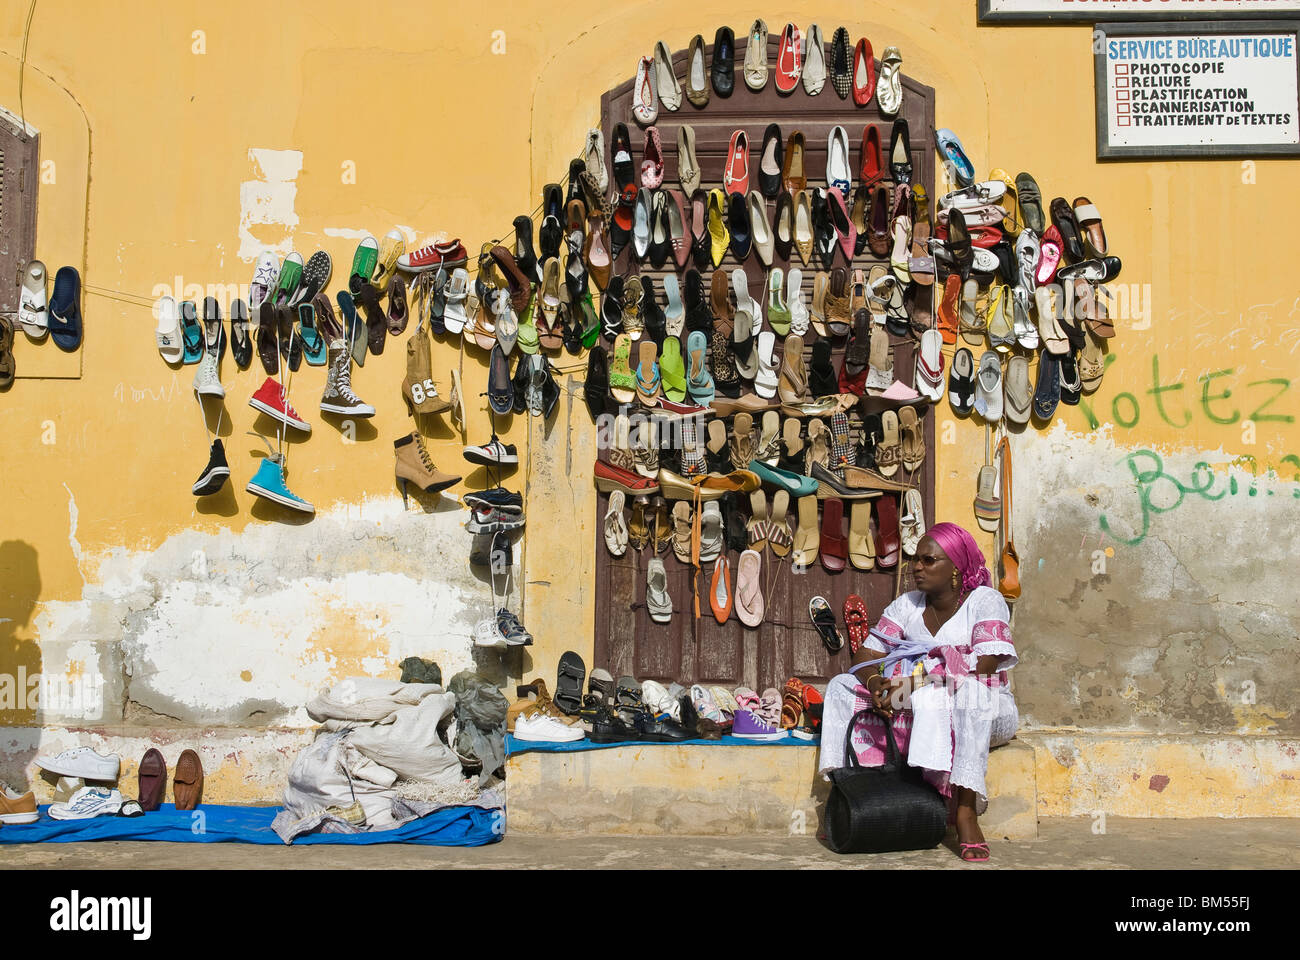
[272,678,500,843]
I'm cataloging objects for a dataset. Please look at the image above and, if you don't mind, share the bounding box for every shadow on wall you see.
[0,541,42,789]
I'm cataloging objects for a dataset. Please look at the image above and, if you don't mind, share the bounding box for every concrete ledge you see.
[505,740,1038,840]
[1022,732,1300,818]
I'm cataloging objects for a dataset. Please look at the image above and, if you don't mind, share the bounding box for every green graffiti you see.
[1100,449,1300,545]
[1079,352,1293,431]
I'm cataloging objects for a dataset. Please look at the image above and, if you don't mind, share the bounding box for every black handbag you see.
[825,706,949,854]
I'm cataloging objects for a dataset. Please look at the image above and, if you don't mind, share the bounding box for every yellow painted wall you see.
[0,1,1295,806]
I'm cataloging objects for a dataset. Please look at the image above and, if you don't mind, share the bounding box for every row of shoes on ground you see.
[10,745,206,821]
[628,24,904,119]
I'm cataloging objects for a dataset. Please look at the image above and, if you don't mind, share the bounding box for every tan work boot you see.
[394,432,460,505]
[402,324,450,414]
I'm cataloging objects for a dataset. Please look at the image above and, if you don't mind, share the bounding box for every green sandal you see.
[660,336,687,402]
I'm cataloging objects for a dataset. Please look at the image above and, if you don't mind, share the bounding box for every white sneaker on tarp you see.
[48,786,124,820]
[514,712,585,743]
[35,747,120,781]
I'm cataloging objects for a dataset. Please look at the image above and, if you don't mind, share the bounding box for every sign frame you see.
[979,0,1300,24]
[1094,19,1300,159]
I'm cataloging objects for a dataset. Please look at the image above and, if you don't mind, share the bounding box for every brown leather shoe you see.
[138,748,167,811]
[710,269,734,332]
[173,749,204,810]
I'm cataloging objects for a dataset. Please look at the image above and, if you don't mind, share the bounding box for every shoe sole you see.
[192,466,231,496]
[0,812,39,824]
[320,401,376,417]
[464,451,519,466]
[47,805,122,820]
[35,762,119,780]
[246,481,315,513]
[594,477,661,496]
[194,385,226,398]
[248,398,312,433]
[462,498,523,513]
[467,519,526,534]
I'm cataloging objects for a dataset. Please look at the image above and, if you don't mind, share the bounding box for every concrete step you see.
[506,738,1037,839]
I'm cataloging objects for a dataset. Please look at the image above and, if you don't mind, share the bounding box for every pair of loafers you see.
[138,747,204,811]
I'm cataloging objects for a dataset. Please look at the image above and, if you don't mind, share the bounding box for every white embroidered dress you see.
[817,587,1020,813]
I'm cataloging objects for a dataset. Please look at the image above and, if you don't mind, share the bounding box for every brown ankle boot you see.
[394,432,460,504]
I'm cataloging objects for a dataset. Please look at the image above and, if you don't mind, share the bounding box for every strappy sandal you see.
[808,596,845,654]
[986,283,1016,351]
[811,271,829,336]
[729,411,756,469]
[876,410,902,478]
[755,409,782,464]
[672,502,694,562]
[554,651,586,716]
[781,678,805,729]
[768,490,792,558]
[747,489,769,552]
[960,842,991,863]
[804,417,830,475]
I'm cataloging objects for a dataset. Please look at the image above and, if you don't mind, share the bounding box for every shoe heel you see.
[399,478,409,508]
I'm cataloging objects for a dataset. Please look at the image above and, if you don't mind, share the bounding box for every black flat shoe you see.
[632,710,693,742]
[728,192,751,262]
[648,192,671,269]
[946,208,974,282]
[809,339,837,396]
[684,268,711,333]
[513,215,542,283]
[487,344,514,415]
[774,190,794,261]
[566,158,586,205]
[584,344,609,420]
[711,26,735,97]
[611,123,635,191]
[230,299,252,368]
[758,123,784,197]
[889,118,912,185]
[641,275,666,348]
[812,190,837,270]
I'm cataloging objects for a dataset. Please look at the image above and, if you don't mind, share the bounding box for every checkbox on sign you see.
[1116,63,1129,75]
[1116,76,1129,88]
[1117,102,1130,115]
[1116,89,1130,102]
[1118,117,1131,127]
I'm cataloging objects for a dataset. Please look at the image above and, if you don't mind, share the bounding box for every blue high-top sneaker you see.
[246,454,314,514]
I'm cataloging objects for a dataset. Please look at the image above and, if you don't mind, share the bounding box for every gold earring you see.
[951,570,960,590]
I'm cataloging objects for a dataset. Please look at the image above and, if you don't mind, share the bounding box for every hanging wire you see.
[17,0,37,139]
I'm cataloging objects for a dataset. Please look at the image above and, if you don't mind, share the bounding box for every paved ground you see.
[2,818,1297,869]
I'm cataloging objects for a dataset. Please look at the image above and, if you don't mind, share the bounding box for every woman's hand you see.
[867,675,898,717]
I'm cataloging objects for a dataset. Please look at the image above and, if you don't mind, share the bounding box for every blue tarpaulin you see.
[0,803,503,846]
[505,733,817,756]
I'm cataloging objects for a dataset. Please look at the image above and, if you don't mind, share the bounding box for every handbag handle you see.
[843,706,903,769]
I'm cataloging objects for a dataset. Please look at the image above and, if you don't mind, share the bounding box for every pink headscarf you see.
[926,522,992,595]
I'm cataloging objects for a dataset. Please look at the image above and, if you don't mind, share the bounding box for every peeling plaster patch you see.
[1149,774,1171,792]
[33,496,512,729]
[62,483,85,585]
[323,227,371,240]
[238,148,303,262]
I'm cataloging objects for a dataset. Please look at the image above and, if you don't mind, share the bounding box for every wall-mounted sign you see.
[980,0,1300,23]
[1094,20,1300,157]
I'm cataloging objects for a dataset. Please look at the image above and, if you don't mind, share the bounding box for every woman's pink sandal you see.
[960,842,990,863]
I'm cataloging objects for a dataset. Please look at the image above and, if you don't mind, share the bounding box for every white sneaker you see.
[473,617,508,649]
[48,786,124,820]
[36,747,120,781]
[514,712,585,743]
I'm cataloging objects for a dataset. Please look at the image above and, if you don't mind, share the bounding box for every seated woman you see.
[818,522,1019,862]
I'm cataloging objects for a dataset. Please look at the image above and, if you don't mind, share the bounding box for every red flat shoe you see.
[820,497,848,572]
[937,274,960,345]
[801,683,824,730]
[852,38,876,107]
[724,130,750,196]
[873,494,901,568]
[860,125,884,185]
[775,23,803,94]
[843,594,870,652]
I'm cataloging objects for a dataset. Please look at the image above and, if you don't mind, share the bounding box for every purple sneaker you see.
[731,708,786,740]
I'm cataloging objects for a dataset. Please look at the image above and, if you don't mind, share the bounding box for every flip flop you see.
[337,290,367,367]
[18,260,48,338]
[808,596,845,653]
[297,303,327,365]
[660,335,687,402]
[554,651,586,716]
[202,297,226,364]
[155,296,182,363]
[230,299,252,368]
[256,303,279,374]
[47,266,83,352]
[180,300,203,364]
